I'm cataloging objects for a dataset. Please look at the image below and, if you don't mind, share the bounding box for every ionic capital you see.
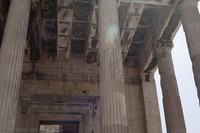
[155,40,173,52]
[158,39,173,47]
[176,0,198,12]
[154,40,175,75]
[154,40,173,66]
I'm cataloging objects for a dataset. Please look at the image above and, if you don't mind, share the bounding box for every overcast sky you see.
[155,4,200,133]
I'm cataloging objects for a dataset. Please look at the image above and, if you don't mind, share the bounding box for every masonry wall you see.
[14,56,154,133]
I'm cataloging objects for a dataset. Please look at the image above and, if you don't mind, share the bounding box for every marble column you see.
[177,0,200,103]
[155,41,186,133]
[0,0,31,132]
[140,73,162,133]
[98,0,128,132]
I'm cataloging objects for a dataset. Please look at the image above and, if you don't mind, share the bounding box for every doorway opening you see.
[39,121,79,133]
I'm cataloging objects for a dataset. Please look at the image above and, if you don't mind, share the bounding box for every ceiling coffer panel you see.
[57,0,74,61]
[25,0,174,65]
[119,2,145,62]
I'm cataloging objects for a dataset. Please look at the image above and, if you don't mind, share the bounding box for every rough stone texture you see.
[125,84,146,133]
[0,0,31,132]
[15,83,146,133]
[14,95,100,133]
[98,0,128,132]
[177,0,200,103]
[14,100,26,133]
[0,0,177,132]
[156,42,186,133]
[140,73,162,133]
[14,55,147,133]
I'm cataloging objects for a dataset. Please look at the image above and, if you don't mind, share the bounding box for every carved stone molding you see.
[176,0,198,12]
[21,94,99,104]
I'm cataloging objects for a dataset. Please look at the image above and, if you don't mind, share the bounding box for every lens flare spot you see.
[105,24,118,44]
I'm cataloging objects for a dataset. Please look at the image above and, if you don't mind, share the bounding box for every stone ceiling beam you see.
[137,5,181,73]
[85,0,98,64]
[57,0,74,61]
[120,3,145,62]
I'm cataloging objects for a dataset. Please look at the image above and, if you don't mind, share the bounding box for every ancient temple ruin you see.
[0,0,200,132]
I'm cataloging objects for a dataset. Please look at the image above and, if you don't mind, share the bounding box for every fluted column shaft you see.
[98,0,128,133]
[156,42,186,133]
[177,0,200,103]
[0,0,31,132]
